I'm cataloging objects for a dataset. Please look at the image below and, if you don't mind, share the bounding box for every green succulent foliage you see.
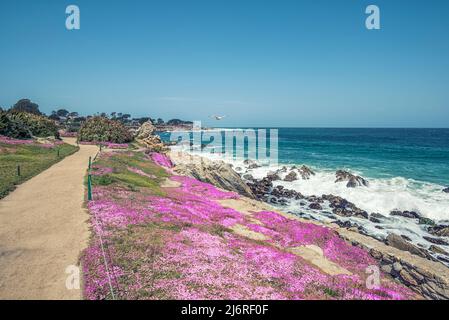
[78,116,133,143]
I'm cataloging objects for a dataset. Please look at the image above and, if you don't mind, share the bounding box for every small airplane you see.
[210,115,226,120]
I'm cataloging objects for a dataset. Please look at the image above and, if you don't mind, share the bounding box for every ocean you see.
[161,128,449,222]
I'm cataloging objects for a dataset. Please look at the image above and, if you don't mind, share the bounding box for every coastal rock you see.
[418,217,435,226]
[172,153,256,199]
[242,174,254,181]
[270,185,304,201]
[428,225,449,237]
[134,121,155,139]
[309,202,322,210]
[443,187,449,193]
[323,194,368,219]
[423,236,449,246]
[385,233,430,259]
[135,122,167,152]
[390,210,421,219]
[243,159,261,169]
[139,135,167,152]
[335,170,369,188]
[429,245,448,256]
[266,172,281,181]
[247,177,273,201]
[297,165,315,180]
[283,171,298,182]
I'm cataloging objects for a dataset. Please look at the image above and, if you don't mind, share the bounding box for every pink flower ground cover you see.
[0,135,37,146]
[82,152,417,300]
[149,152,173,168]
[0,135,64,148]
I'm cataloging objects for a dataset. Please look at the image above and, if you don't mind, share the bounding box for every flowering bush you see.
[78,116,133,143]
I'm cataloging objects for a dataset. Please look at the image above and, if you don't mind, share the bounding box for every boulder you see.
[243,159,261,169]
[385,233,430,259]
[284,171,298,182]
[134,121,155,139]
[443,187,449,193]
[172,153,256,199]
[139,135,167,152]
[390,210,421,219]
[335,170,369,188]
[428,225,449,237]
[309,202,323,210]
[423,236,449,246]
[322,194,368,219]
[297,165,315,180]
[429,245,448,256]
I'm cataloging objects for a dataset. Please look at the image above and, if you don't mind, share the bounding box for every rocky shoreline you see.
[164,146,449,299]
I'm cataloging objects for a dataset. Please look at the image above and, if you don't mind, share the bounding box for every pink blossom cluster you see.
[103,142,129,149]
[82,155,416,300]
[0,135,36,145]
[149,152,173,168]
[0,135,64,148]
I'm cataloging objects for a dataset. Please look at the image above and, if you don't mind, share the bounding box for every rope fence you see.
[86,146,118,300]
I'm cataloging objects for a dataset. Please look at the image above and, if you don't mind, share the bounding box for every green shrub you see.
[78,116,133,143]
[7,112,59,138]
[0,112,32,139]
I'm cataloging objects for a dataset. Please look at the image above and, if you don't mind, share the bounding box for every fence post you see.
[87,174,92,201]
[17,165,21,177]
[88,156,92,170]
[57,148,60,158]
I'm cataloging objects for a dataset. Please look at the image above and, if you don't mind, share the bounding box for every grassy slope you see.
[0,141,79,198]
[82,150,417,300]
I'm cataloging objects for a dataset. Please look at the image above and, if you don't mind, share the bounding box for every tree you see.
[10,99,41,115]
[56,109,70,117]
[157,118,164,125]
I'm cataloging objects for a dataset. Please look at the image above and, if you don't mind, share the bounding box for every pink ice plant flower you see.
[149,152,173,168]
[82,157,416,300]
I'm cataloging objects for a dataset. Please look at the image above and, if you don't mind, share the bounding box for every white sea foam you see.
[172,144,449,222]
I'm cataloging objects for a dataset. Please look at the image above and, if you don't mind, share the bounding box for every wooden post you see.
[17,165,21,177]
[88,156,92,170]
[87,174,92,201]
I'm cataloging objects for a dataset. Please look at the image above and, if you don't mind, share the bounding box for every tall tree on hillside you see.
[10,99,41,115]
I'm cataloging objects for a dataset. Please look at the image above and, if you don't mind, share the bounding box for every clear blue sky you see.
[1,0,448,127]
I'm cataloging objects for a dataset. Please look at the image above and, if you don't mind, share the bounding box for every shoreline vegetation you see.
[82,148,418,300]
[0,135,78,199]
[1,99,448,299]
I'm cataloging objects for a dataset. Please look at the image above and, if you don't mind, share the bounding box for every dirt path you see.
[0,138,98,300]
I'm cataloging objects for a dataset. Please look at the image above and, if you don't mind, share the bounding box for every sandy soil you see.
[0,138,98,300]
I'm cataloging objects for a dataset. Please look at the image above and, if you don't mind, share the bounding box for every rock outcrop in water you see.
[322,194,369,219]
[283,171,298,182]
[443,187,449,193]
[428,225,449,237]
[335,170,369,188]
[390,210,421,219]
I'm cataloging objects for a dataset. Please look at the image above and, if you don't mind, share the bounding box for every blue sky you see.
[0,0,448,127]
